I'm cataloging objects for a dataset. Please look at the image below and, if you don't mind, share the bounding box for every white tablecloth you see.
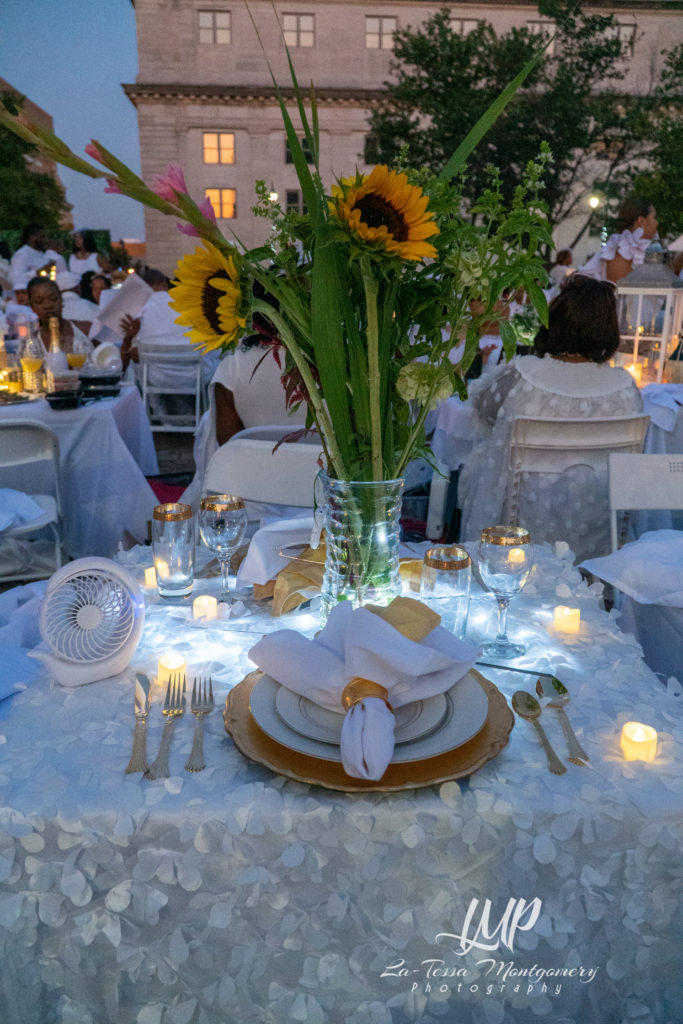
[0,387,158,557]
[0,545,680,1023]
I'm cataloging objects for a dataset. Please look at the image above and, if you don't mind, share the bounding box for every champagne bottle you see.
[44,316,69,389]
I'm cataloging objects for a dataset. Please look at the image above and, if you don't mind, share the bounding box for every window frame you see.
[205,187,237,219]
[449,17,481,37]
[197,9,232,45]
[365,15,397,51]
[282,12,315,48]
[202,131,235,165]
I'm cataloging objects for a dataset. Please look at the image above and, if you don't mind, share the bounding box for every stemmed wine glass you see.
[198,494,248,605]
[17,327,46,393]
[478,525,533,659]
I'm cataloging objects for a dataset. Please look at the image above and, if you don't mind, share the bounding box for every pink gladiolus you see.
[104,180,123,194]
[85,141,104,163]
[177,222,200,237]
[152,163,188,202]
[197,196,217,223]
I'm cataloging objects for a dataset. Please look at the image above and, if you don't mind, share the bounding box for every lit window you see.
[205,188,237,219]
[285,136,314,164]
[365,16,397,50]
[203,132,235,164]
[198,10,231,45]
[283,13,315,47]
[526,19,555,56]
[449,18,480,37]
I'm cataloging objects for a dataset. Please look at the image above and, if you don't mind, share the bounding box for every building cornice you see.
[123,82,385,107]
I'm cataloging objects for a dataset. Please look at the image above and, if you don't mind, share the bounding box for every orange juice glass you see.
[67,353,87,370]
[21,357,44,373]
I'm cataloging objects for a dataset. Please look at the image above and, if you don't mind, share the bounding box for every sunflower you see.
[329,165,439,262]
[169,240,247,352]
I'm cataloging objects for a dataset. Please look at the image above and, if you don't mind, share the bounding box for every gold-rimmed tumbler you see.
[420,545,471,640]
[152,503,195,600]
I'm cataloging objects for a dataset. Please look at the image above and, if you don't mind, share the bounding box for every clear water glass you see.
[151,503,195,600]
[198,494,247,605]
[478,525,533,659]
[420,545,471,640]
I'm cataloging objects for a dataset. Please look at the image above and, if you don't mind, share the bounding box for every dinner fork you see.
[145,674,186,779]
[185,677,214,773]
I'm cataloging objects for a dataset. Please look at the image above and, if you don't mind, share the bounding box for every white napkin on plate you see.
[249,600,480,780]
[581,530,683,606]
[0,489,45,532]
[236,515,315,586]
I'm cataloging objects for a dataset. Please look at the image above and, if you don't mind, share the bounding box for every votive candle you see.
[620,721,657,762]
[508,547,526,563]
[554,605,581,634]
[626,363,643,386]
[154,558,170,580]
[193,595,218,620]
[144,567,157,589]
[157,653,187,688]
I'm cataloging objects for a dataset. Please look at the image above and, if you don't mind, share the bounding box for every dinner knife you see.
[125,672,151,774]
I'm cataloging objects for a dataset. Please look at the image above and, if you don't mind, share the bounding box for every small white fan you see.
[30,558,145,686]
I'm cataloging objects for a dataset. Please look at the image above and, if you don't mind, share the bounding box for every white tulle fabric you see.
[579,227,651,280]
[0,543,681,1022]
[458,355,643,559]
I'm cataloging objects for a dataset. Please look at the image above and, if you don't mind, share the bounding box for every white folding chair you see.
[0,419,65,581]
[508,413,651,527]
[138,340,204,433]
[203,432,322,508]
[609,453,683,551]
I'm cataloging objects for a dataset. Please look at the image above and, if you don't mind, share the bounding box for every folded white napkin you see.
[237,515,315,586]
[581,530,683,606]
[0,489,45,532]
[249,600,480,780]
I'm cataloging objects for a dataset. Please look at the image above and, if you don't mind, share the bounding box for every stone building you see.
[124,1,683,274]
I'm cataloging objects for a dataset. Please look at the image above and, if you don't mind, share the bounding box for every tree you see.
[365,2,656,249]
[0,91,70,232]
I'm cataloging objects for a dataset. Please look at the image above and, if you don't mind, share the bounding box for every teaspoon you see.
[536,677,589,765]
[512,690,567,776]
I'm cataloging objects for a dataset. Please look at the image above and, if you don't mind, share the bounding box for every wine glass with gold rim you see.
[478,525,533,659]
[198,494,248,605]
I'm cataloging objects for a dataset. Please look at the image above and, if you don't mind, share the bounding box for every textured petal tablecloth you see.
[0,544,681,1024]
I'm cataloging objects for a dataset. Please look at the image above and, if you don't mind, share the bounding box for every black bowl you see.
[79,371,122,387]
[45,391,82,410]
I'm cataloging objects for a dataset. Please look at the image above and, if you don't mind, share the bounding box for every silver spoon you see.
[512,691,567,776]
[536,677,589,765]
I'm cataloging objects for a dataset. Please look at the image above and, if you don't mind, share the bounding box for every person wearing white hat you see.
[55,271,98,323]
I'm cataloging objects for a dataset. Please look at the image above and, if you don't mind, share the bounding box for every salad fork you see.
[185,677,214,773]
[145,674,186,779]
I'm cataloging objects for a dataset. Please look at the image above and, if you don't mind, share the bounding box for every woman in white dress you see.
[458,275,644,561]
[68,230,111,278]
[580,197,657,284]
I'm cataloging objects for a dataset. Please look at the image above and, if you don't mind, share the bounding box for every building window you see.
[365,16,397,50]
[198,10,231,45]
[285,136,314,164]
[203,132,235,164]
[526,19,555,56]
[283,13,315,47]
[205,188,237,219]
[285,189,308,214]
[606,22,637,53]
[450,18,480,37]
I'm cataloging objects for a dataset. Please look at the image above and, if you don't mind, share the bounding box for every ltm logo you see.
[436,898,542,956]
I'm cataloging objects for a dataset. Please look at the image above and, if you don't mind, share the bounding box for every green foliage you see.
[0,91,70,231]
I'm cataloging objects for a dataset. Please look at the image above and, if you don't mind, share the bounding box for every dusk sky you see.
[1,0,145,240]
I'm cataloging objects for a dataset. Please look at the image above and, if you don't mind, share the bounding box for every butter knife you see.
[125,672,151,774]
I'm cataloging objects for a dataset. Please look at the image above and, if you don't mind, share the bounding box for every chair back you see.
[203,435,322,507]
[138,338,204,433]
[609,453,683,550]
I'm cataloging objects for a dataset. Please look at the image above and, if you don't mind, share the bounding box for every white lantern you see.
[616,248,683,385]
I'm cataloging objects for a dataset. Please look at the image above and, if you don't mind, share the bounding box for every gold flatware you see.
[145,673,186,779]
[125,672,151,774]
[185,677,214,773]
[536,677,589,766]
[512,690,567,776]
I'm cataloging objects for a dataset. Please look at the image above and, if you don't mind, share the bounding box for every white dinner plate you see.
[249,671,489,764]
[275,686,449,746]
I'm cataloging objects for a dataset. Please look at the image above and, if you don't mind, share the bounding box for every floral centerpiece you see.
[0,39,552,612]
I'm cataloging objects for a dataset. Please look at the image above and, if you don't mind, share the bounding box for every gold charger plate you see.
[223,669,514,793]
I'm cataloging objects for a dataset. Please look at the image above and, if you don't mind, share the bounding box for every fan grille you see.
[42,569,137,663]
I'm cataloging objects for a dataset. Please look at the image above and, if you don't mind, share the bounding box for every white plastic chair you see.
[138,340,204,433]
[203,431,322,508]
[0,419,65,581]
[507,413,651,527]
[609,453,683,551]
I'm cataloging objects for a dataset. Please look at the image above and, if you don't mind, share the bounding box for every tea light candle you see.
[626,363,643,385]
[620,721,657,762]
[144,567,157,589]
[157,653,187,688]
[508,547,526,563]
[154,558,170,580]
[193,595,218,620]
[554,605,581,634]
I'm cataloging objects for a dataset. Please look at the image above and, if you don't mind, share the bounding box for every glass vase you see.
[320,474,404,621]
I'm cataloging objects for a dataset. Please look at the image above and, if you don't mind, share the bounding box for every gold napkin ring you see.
[341,677,392,712]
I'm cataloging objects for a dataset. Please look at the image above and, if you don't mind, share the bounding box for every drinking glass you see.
[67,332,93,370]
[18,328,46,392]
[478,525,533,659]
[198,494,247,605]
[151,503,195,599]
[420,545,471,639]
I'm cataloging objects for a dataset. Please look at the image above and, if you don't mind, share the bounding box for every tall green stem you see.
[361,258,383,480]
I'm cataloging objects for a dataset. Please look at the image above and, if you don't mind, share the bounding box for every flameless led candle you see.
[554,605,581,634]
[144,567,157,589]
[626,363,643,386]
[193,595,218,620]
[508,547,526,563]
[157,653,187,688]
[154,558,170,580]
[620,721,657,762]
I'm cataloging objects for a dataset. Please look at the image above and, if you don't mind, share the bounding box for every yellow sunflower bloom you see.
[329,165,439,262]
[169,240,246,352]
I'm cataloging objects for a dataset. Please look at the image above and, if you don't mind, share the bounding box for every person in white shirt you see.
[55,271,98,323]
[10,225,55,288]
[68,230,111,277]
[580,197,658,284]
